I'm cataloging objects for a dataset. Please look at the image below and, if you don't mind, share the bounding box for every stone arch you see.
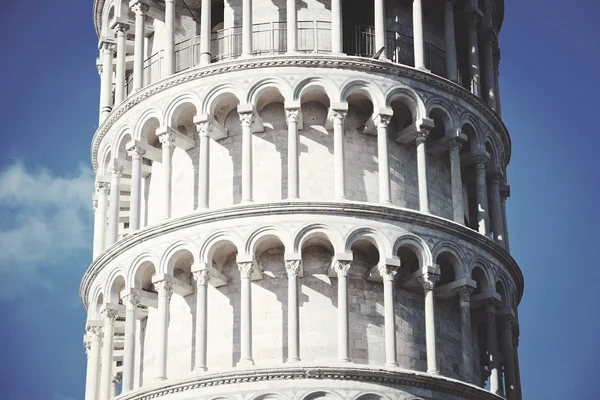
[484,132,502,171]
[339,79,384,110]
[252,395,288,400]
[458,112,482,152]
[247,77,293,112]
[293,76,338,106]
[199,230,244,265]
[495,272,511,306]
[302,391,342,400]
[293,223,343,254]
[105,267,127,304]
[89,285,104,319]
[164,94,201,134]
[129,252,160,290]
[393,233,433,272]
[470,258,494,294]
[101,1,116,38]
[354,394,387,400]
[133,108,163,143]
[432,241,467,279]
[160,239,198,276]
[384,85,426,123]
[201,83,244,124]
[114,126,133,160]
[97,139,113,176]
[427,97,458,138]
[344,227,391,259]
[244,225,292,257]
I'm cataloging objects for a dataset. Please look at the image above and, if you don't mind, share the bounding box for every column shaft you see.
[122,295,140,392]
[416,134,430,213]
[412,0,426,69]
[193,271,209,370]
[132,3,147,91]
[200,0,212,65]
[107,165,123,246]
[238,262,254,365]
[128,147,144,231]
[99,310,117,400]
[482,34,496,109]
[285,260,301,362]
[332,111,346,200]
[380,265,398,367]
[286,109,300,199]
[486,303,500,394]
[159,133,174,219]
[240,113,255,203]
[449,140,464,224]
[155,281,173,380]
[114,24,129,104]
[419,273,439,374]
[501,319,518,400]
[466,15,481,97]
[494,54,502,115]
[287,0,297,53]
[444,1,458,81]
[488,174,505,245]
[198,130,211,209]
[375,115,392,205]
[501,195,511,252]
[85,328,102,400]
[242,0,253,56]
[331,0,342,53]
[99,42,114,123]
[457,287,474,382]
[474,155,490,236]
[334,260,351,362]
[374,0,387,60]
[93,183,109,258]
[164,0,175,75]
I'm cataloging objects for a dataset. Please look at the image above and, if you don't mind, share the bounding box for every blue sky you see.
[0,0,598,399]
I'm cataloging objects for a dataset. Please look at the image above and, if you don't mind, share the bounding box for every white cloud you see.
[0,161,94,299]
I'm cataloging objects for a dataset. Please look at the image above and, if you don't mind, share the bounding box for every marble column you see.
[128,145,145,231]
[412,0,426,70]
[466,13,481,97]
[444,0,458,81]
[416,130,430,213]
[473,152,490,236]
[485,300,501,394]
[285,260,301,362]
[122,294,140,393]
[287,0,297,53]
[333,260,351,362]
[238,262,254,366]
[456,286,474,382]
[99,40,114,123]
[513,331,523,400]
[374,113,392,205]
[93,182,109,258]
[200,0,212,65]
[239,112,255,203]
[494,51,502,115]
[242,0,253,56]
[332,109,347,200]
[85,327,102,400]
[488,172,505,246]
[114,22,130,105]
[158,131,175,219]
[192,270,209,371]
[379,263,398,367]
[131,3,148,91]
[99,308,118,400]
[481,32,496,110]
[331,0,343,53]
[155,280,173,380]
[286,108,300,200]
[500,317,518,400]
[418,272,440,374]
[111,374,121,398]
[107,164,124,246]
[500,185,511,252]
[448,138,464,224]
[374,0,388,60]
[196,121,211,209]
[164,0,176,76]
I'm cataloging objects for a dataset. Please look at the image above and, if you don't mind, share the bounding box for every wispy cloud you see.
[0,161,94,299]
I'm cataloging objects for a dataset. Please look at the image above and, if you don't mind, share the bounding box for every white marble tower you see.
[82,1,523,399]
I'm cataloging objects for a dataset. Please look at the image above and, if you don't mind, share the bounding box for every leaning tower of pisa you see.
[82,0,523,399]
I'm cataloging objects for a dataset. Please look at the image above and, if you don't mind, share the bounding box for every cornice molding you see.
[80,202,523,309]
[110,365,504,400]
[90,55,511,170]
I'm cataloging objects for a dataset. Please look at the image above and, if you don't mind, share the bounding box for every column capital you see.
[455,285,474,302]
[101,307,119,322]
[483,297,500,313]
[330,103,349,123]
[463,10,482,29]
[158,130,176,146]
[87,325,103,341]
[333,259,352,277]
[500,315,516,331]
[112,19,131,33]
[448,136,465,152]
[285,260,302,278]
[472,152,490,169]
[192,269,210,286]
[445,0,456,10]
[487,170,502,185]
[195,120,212,137]
[109,163,125,177]
[373,113,392,129]
[96,181,110,194]
[122,293,141,309]
[99,37,116,51]
[418,271,440,291]
[238,261,254,278]
[127,144,146,159]
[378,263,398,282]
[131,1,149,15]
[154,280,174,297]
[285,108,301,124]
[239,112,255,128]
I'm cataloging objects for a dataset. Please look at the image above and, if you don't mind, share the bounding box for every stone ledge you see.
[113,364,504,400]
[80,201,523,308]
[90,54,511,170]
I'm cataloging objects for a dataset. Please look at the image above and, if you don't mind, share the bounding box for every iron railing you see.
[123,22,446,97]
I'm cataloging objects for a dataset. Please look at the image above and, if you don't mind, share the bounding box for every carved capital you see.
[109,163,124,176]
[239,112,255,128]
[127,145,146,159]
[483,298,500,313]
[158,131,175,147]
[131,2,149,15]
[95,181,110,196]
[374,114,392,129]
[285,109,300,124]
[487,171,501,185]
[285,260,301,278]
[415,129,429,143]
[445,0,456,10]
[122,293,141,309]
[192,270,210,286]
[154,280,174,297]
[196,121,212,137]
[333,260,352,277]
[500,315,516,331]
[448,137,464,153]
[472,152,490,169]
[418,272,439,291]
[330,110,347,123]
[87,325,103,341]
[238,262,254,278]
[465,13,480,30]
[455,286,474,303]
[114,22,130,34]
[101,307,119,322]
[378,264,398,282]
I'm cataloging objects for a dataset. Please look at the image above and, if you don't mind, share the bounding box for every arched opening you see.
[496,280,507,308]
[471,266,488,295]
[461,123,479,230]
[389,98,414,134]
[396,245,420,281]
[436,252,457,287]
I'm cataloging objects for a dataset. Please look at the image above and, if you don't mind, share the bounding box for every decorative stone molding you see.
[154,280,174,298]
[127,145,146,159]
[122,293,141,309]
[285,260,301,278]
[192,270,210,286]
[95,181,110,194]
[239,112,255,128]
[285,108,300,124]
[373,114,392,129]
[238,262,254,278]
[418,271,440,291]
[456,286,474,304]
[378,264,398,282]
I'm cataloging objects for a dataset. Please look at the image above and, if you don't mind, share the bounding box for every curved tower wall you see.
[83,1,522,400]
